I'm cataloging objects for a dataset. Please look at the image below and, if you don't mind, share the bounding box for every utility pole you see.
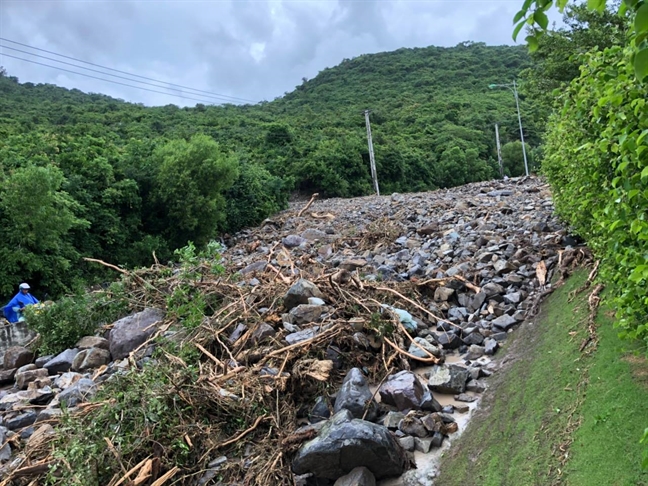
[488,80,529,177]
[364,109,380,195]
[495,123,504,178]
[512,80,529,177]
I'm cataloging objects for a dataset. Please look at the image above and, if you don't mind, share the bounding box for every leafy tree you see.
[501,141,533,176]
[0,165,88,295]
[149,134,239,249]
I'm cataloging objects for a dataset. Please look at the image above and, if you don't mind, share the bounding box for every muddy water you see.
[374,353,487,485]
[0,321,36,364]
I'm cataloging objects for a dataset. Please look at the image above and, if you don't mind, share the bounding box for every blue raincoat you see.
[3,292,39,323]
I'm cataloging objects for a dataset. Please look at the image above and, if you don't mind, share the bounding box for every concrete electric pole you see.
[495,123,504,178]
[364,110,380,195]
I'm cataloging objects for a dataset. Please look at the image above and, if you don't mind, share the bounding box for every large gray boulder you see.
[283,280,324,311]
[109,308,165,360]
[427,365,469,394]
[334,467,376,486]
[379,371,440,412]
[292,410,408,480]
[44,348,79,375]
[333,368,377,420]
[3,346,33,370]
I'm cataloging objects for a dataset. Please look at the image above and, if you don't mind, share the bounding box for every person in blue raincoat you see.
[3,283,39,323]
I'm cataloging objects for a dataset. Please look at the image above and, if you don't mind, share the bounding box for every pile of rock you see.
[0,308,165,467]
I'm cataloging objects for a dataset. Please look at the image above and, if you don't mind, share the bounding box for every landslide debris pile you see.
[0,176,578,486]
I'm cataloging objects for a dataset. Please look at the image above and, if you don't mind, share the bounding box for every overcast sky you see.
[0,0,563,107]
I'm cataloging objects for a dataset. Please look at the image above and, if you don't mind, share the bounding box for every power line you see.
[0,37,256,104]
[0,53,226,105]
[0,44,247,104]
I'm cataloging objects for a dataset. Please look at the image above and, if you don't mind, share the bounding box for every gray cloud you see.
[0,0,559,106]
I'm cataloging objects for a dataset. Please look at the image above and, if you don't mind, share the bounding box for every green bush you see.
[543,43,648,343]
[24,282,129,354]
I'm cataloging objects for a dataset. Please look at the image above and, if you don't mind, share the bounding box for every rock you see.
[430,432,444,448]
[398,436,416,452]
[43,348,79,375]
[251,323,276,343]
[34,355,53,368]
[407,338,443,360]
[0,426,11,461]
[240,261,267,275]
[286,328,320,345]
[15,368,49,390]
[0,369,17,386]
[292,410,408,480]
[379,371,435,412]
[417,223,439,236]
[398,415,427,438]
[334,368,377,420]
[6,411,37,431]
[310,396,330,424]
[53,372,83,390]
[109,308,165,360]
[71,348,111,372]
[284,280,324,311]
[494,259,515,275]
[434,287,455,302]
[339,259,367,271]
[437,332,461,350]
[35,407,63,423]
[308,297,326,306]
[3,346,34,370]
[484,338,499,355]
[482,282,505,297]
[26,386,55,406]
[289,305,323,325]
[487,189,513,197]
[465,345,485,361]
[454,393,478,403]
[283,235,308,248]
[334,466,376,486]
[75,336,110,350]
[454,403,470,413]
[466,380,486,393]
[17,363,37,373]
[503,292,522,304]
[58,378,96,408]
[427,365,469,394]
[414,437,434,453]
[228,323,248,343]
[462,332,484,346]
[492,314,517,332]
[383,411,405,429]
[301,229,328,241]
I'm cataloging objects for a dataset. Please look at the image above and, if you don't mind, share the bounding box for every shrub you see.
[24,282,129,354]
[543,44,648,343]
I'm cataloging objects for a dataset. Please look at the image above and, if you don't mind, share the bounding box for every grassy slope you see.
[435,270,648,486]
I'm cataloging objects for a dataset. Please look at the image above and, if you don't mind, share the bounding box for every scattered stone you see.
[0,369,17,386]
[53,372,82,390]
[289,305,323,325]
[3,346,33,370]
[398,415,427,438]
[109,308,165,360]
[34,355,53,368]
[75,336,110,350]
[5,411,37,431]
[379,371,434,412]
[339,259,367,271]
[427,365,469,394]
[285,328,320,345]
[35,408,63,423]
[309,396,330,424]
[454,393,478,403]
[383,411,405,430]
[251,323,276,343]
[437,332,461,350]
[430,432,444,448]
[0,426,11,461]
[492,314,518,332]
[466,380,486,393]
[465,345,485,361]
[398,436,416,452]
[284,279,324,311]
[334,466,377,486]
[283,235,308,248]
[434,287,455,302]
[240,261,267,275]
[407,338,443,360]
[414,437,434,453]
[43,349,80,375]
[333,368,377,421]
[71,348,111,372]
[15,368,49,390]
[292,410,408,480]
[301,229,328,241]
[58,378,96,408]
[484,338,499,355]
[454,404,470,413]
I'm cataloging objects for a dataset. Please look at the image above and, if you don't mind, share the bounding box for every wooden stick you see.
[297,193,319,217]
[112,456,152,486]
[150,467,180,486]
[214,415,268,450]
[195,342,224,367]
[83,257,148,286]
[384,337,440,363]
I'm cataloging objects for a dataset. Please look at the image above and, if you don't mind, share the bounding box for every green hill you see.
[0,42,534,296]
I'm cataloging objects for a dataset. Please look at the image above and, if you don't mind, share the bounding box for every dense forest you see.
[0,42,535,297]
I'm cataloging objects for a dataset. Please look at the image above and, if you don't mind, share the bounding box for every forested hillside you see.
[0,42,533,297]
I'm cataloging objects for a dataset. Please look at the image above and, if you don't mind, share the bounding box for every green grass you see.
[435,270,648,486]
